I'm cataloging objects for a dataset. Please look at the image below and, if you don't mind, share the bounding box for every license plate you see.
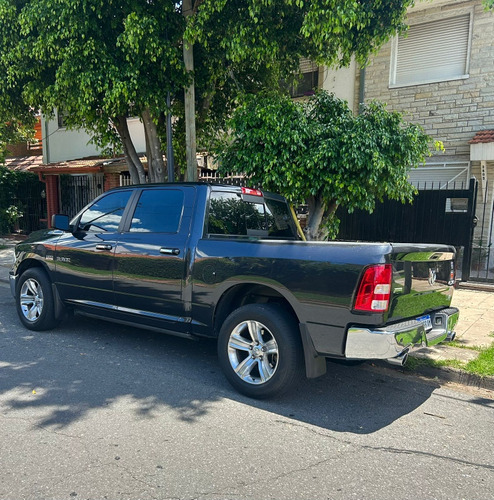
[416,314,432,331]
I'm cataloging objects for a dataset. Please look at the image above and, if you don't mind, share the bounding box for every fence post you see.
[461,177,478,281]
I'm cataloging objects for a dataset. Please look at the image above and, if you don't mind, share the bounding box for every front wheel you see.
[16,268,59,331]
[217,304,303,399]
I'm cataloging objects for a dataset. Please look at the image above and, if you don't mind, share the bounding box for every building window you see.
[390,13,472,88]
[289,58,319,98]
[57,109,69,129]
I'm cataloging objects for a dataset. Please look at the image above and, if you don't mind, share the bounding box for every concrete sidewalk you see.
[1,236,493,389]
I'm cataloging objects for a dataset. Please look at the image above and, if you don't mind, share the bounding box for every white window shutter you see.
[299,57,318,74]
[394,14,471,86]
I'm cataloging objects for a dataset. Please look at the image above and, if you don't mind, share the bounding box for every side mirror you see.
[51,214,70,231]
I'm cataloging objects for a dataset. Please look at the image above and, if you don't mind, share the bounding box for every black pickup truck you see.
[10,183,459,398]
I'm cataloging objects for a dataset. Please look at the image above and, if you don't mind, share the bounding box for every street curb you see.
[370,360,494,392]
[458,282,494,293]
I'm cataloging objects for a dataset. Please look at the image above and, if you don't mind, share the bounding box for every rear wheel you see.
[16,268,59,331]
[217,304,303,399]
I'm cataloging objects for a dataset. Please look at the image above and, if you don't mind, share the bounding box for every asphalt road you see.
[1,281,493,500]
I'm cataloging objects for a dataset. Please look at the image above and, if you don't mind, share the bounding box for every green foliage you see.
[0,166,38,234]
[1,0,418,182]
[0,205,22,233]
[464,344,494,377]
[188,0,415,69]
[406,343,494,378]
[483,0,494,9]
[0,120,35,164]
[0,0,37,162]
[0,0,187,152]
[217,91,435,239]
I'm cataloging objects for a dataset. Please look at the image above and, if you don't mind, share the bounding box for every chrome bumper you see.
[345,307,459,360]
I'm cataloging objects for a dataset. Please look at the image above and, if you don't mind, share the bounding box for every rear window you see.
[207,191,297,239]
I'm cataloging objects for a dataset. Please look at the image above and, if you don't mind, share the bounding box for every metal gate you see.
[337,178,478,281]
[59,174,105,220]
[470,181,494,282]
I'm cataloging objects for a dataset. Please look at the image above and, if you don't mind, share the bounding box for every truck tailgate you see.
[388,244,456,323]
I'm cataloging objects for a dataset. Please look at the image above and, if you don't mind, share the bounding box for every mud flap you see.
[300,324,327,379]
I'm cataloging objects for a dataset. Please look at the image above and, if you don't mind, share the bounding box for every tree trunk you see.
[305,195,326,241]
[183,0,197,182]
[113,116,147,184]
[305,196,338,240]
[141,108,165,183]
[144,128,155,184]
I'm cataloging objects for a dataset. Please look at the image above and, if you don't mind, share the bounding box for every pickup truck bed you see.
[10,183,459,398]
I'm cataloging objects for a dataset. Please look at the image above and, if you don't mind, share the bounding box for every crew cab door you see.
[54,189,133,307]
[112,186,195,334]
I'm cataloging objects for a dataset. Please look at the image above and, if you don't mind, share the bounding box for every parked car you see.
[10,183,459,398]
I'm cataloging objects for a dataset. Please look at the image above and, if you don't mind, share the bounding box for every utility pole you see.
[182,0,197,182]
[166,91,174,182]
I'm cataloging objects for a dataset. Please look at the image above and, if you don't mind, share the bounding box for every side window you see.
[208,191,297,239]
[265,199,297,238]
[208,192,249,236]
[78,191,132,232]
[129,189,184,233]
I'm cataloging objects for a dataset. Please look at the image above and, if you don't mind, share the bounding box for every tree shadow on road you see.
[1,300,443,435]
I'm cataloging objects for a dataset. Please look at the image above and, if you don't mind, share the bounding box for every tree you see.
[0,0,37,163]
[1,0,419,183]
[0,0,187,183]
[184,0,417,177]
[217,91,438,240]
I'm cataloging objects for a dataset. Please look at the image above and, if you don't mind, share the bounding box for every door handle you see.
[96,244,113,251]
[160,247,180,256]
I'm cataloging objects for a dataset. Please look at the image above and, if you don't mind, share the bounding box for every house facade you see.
[311,0,493,279]
[360,0,493,186]
[42,110,146,164]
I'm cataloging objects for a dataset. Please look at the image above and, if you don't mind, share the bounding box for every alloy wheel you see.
[19,278,44,323]
[227,320,279,385]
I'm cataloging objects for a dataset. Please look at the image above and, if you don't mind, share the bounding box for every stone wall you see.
[361,0,494,163]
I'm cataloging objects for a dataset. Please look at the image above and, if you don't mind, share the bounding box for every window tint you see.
[208,192,297,239]
[130,189,184,233]
[78,191,132,232]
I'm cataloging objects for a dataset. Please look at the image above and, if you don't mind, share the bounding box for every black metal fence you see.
[15,179,47,233]
[336,179,479,281]
[469,181,494,282]
[59,174,105,220]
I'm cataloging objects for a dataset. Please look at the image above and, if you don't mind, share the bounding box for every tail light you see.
[241,187,263,197]
[354,264,392,312]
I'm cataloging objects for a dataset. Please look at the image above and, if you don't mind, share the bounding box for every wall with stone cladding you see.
[362,0,494,164]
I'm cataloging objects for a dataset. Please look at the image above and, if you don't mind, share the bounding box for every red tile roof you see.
[469,130,494,144]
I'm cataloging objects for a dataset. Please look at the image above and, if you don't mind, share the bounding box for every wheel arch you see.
[15,258,52,282]
[213,283,301,338]
[213,282,327,381]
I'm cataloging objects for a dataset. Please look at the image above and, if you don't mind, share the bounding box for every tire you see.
[16,268,59,331]
[217,304,303,399]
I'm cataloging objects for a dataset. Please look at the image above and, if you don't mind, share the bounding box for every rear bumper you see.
[345,307,459,360]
